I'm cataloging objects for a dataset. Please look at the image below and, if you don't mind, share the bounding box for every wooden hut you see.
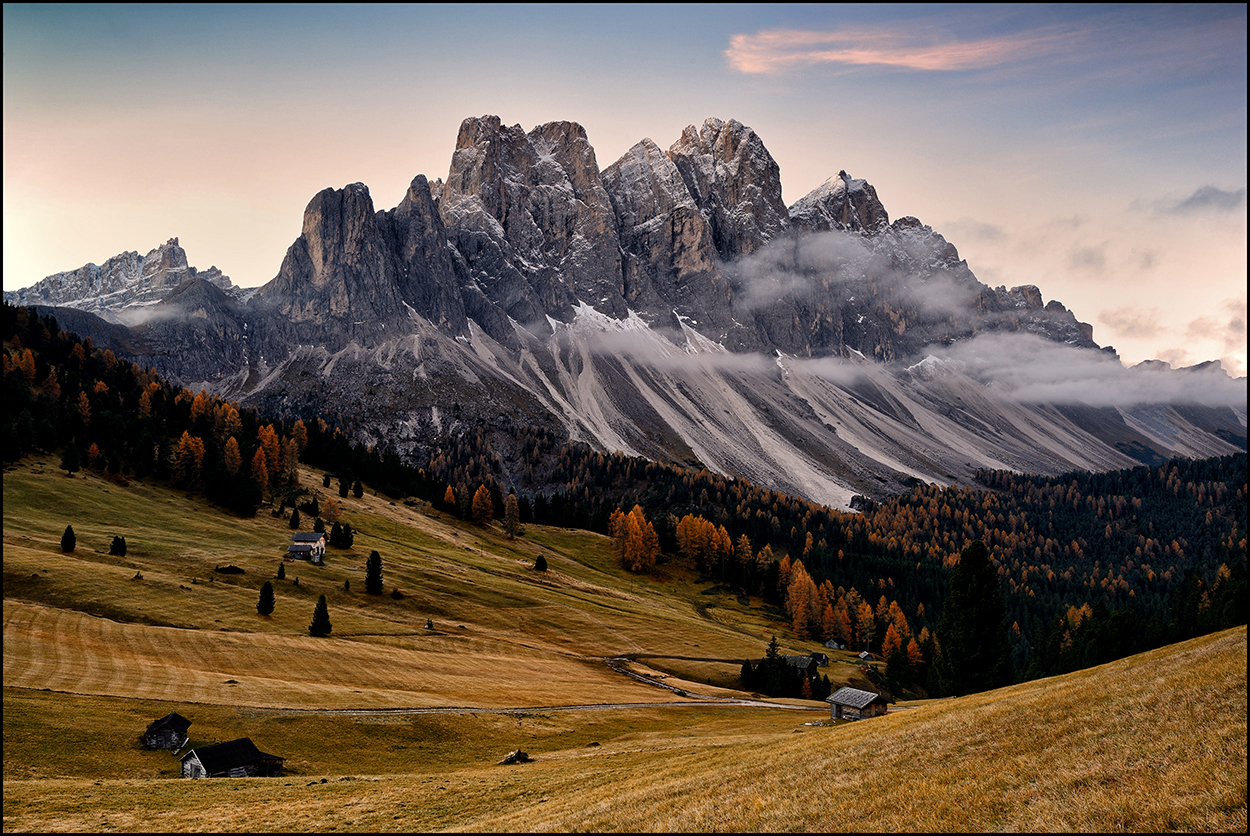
[289,532,326,565]
[827,686,891,720]
[180,738,284,778]
[143,712,191,749]
[779,654,818,676]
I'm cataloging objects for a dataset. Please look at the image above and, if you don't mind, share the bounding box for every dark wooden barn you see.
[827,686,891,720]
[179,738,284,778]
[142,712,191,750]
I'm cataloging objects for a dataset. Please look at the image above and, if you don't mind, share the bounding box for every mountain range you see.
[7,115,1245,509]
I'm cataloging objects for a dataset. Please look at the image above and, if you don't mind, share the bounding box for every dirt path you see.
[275,656,825,717]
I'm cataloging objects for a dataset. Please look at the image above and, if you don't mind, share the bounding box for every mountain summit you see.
[10,115,1244,509]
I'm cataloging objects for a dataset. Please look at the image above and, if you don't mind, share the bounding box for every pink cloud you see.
[727,26,1078,75]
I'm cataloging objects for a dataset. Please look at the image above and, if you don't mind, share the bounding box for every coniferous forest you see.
[4,301,1245,698]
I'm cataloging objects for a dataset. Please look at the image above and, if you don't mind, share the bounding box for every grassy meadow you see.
[3,457,1246,831]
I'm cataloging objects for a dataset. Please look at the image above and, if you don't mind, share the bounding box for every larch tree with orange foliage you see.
[471,484,493,526]
[612,505,659,573]
[223,437,242,475]
[251,447,269,492]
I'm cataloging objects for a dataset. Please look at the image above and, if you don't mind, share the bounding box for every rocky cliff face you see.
[16,113,1235,510]
[667,118,790,260]
[4,238,238,318]
[437,116,623,335]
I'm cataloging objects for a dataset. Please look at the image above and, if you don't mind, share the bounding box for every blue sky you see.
[4,4,1246,373]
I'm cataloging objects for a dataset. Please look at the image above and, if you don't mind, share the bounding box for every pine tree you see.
[936,540,1013,696]
[309,594,332,637]
[534,554,547,572]
[365,550,383,595]
[352,479,363,499]
[61,524,76,553]
[109,535,127,557]
[277,562,286,579]
[289,508,301,530]
[60,442,80,476]
[257,580,275,616]
[505,493,520,539]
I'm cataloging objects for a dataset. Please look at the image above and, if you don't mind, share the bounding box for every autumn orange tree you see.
[611,505,660,573]
[471,484,494,526]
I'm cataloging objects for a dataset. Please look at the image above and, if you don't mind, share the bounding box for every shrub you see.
[534,555,547,572]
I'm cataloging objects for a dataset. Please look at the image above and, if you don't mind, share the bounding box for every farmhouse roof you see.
[780,654,815,669]
[145,711,191,736]
[827,686,885,710]
[290,533,325,543]
[287,544,313,554]
[180,738,283,774]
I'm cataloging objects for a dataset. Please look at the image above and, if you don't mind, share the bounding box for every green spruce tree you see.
[60,442,80,476]
[935,540,1013,697]
[257,580,275,616]
[365,550,383,595]
[309,594,332,637]
[60,524,76,553]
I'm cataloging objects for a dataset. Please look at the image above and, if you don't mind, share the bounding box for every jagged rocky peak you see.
[989,283,1096,346]
[601,137,721,312]
[789,171,891,235]
[3,237,236,316]
[438,115,623,323]
[252,182,406,328]
[666,117,790,260]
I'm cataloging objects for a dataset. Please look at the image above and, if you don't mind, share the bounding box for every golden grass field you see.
[3,458,1246,831]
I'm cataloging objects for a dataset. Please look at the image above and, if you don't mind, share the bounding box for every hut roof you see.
[146,711,191,736]
[827,686,885,710]
[287,544,313,554]
[780,654,816,669]
[180,738,283,774]
[290,533,325,543]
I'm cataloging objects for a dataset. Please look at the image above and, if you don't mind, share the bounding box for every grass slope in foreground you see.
[4,628,1243,831]
[3,458,1246,831]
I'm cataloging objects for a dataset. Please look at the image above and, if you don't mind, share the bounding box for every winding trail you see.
[272,655,826,717]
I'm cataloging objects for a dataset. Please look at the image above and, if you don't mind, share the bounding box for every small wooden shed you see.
[143,712,191,750]
[180,738,284,778]
[827,686,890,720]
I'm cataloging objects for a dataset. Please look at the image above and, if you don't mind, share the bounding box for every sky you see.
[4,4,1246,375]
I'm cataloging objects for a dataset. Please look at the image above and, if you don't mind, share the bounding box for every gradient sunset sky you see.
[4,4,1246,374]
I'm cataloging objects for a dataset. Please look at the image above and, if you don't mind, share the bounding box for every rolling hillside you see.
[3,456,1246,831]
